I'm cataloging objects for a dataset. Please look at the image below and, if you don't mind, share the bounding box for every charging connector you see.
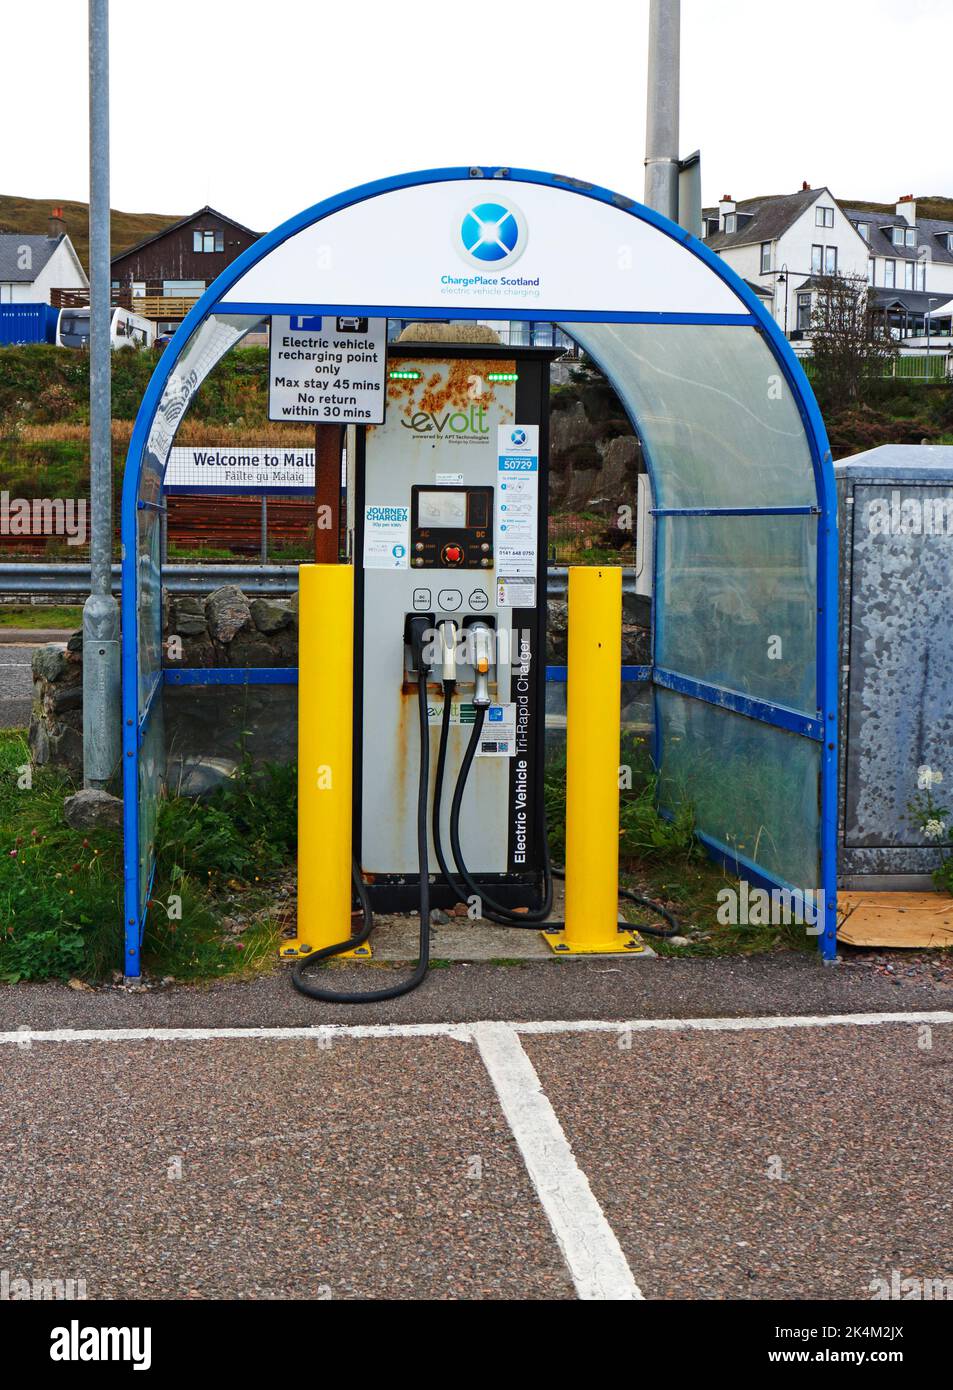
[468,620,493,707]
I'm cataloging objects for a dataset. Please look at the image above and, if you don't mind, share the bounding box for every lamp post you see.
[926,296,938,379]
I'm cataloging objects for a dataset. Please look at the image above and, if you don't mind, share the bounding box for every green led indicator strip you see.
[388,369,422,380]
[486,372,519,382]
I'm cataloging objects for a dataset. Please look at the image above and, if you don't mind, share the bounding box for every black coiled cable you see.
[291,668,432,1003]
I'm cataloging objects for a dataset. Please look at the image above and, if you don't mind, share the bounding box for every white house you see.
[703,186,953,352]
[702,185,869,345]
[0,209,88,305]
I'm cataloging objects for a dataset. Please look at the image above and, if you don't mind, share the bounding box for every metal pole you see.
[643,0,681,220]
[283,565,368,959]
[83,0,121,789]
[543,568,642,957]
[260,494,268,564]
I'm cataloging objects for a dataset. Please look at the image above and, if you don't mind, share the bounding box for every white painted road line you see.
[471,1021,642,1301]
[2,1011,952,1046]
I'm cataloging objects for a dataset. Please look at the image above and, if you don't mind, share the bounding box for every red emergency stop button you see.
[442,543,463,565]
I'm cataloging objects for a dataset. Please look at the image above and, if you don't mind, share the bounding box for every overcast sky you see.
[4,0,951,230]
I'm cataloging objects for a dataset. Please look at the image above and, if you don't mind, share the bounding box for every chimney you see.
[719,194,735,229]
[897,194,917,225]
[802,181,811,191]
[48,206,66,239]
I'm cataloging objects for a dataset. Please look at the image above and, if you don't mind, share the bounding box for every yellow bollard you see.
[543,566,642,955]
[282,563,369,958]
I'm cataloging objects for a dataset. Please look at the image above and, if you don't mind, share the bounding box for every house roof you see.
[110,205,260,265]
[0,233,65,283]
[742,277,773,300]
[842,206,953,265]
[703,187,825,251]
[871,287,943,314]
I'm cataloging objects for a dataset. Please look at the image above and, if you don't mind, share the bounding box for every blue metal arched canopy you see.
[120,165,838,977]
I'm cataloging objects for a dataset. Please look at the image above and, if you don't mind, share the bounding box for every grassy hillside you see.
[842,195,953,220]
[0,194,182,271]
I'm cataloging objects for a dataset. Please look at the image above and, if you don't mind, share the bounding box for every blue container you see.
[0,302,59,345]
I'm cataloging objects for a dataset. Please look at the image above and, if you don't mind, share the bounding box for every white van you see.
[56,307,156,350]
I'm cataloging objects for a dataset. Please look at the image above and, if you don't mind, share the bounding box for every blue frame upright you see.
[119,165,839,977]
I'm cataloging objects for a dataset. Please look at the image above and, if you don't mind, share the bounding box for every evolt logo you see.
[400,404,489,436]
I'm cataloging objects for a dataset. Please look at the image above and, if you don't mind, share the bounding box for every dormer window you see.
[854,221,870,241]
[723,213,736,233]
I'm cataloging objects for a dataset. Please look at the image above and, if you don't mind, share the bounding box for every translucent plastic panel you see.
[656,513,817,712]
[657,689,820,889]
[544,679,652,765]
[137,701,164,918]
[136,312,261,705]
[140,312,261,506]
[163,684,298,784]
[562,323,817,510]
[136,505,163,707]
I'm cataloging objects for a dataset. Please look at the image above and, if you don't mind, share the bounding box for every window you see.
[905,227,916,249]
[811,244,823,274]
[884,259,896,288]
[947,233,953,253]
[797,293,812,332]
[891,227,907,248]
[867,259,875,286]
[918,262,926,291]
[760,241,772,273]
[824,245,838,276]
[192,229,224,253]
[815,206,834,228]
[855,221,870,242]
[905,262,915,290]
[723,213,736,233]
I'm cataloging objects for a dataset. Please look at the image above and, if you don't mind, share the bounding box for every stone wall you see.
[30,584,651,783]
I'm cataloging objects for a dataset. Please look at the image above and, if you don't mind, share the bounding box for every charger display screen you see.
[417,491,468,528]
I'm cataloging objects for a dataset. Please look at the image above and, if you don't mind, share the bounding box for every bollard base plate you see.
[541,927,645,956]
[279,939,372,960]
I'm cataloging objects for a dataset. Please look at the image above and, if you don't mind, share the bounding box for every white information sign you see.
[363,503,409,569]
[165,445,314,494]
[496,424,539,602]
[269,315,386,423]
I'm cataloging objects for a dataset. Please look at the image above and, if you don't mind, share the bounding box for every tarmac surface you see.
[2,955,952,1301]
[0,639,41,730]
[2,635,951,1300]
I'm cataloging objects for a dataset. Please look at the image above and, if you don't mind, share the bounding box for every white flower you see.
[923,819,946,841]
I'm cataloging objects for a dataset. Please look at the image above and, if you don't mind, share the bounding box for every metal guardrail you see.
[0,562,643,600]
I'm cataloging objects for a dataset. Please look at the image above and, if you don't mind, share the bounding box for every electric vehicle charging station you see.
[354,339,556,913]
[119,165,840,994]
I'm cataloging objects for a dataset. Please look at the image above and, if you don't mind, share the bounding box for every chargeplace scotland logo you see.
[458,200,527,269]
